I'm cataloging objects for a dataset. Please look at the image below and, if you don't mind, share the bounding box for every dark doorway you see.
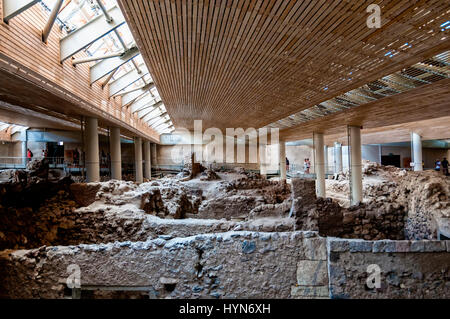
[47,142,64,165]
[381,154,401,168]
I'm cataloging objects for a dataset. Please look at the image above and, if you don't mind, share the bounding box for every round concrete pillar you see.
[109,127,122,180]
[134,137,143,183]
[314,132,326,198]
[144,141,151,180]
[334,142,343,173]
[279,141,286,181]
[349,126,363,205]
[85,117,100,182]
[412,132,423,172]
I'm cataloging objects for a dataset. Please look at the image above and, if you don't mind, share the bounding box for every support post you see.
[134,136,143,183]
[85,117,100,182]
[109,127,122,180]
[143,141,151,180]
[279,141,286,181]
[259,143,267,177]
[151,143,157,165]
[314,132,326,198]
[42,0,64,43]
[334,142,343,173]
[349,126,363,205]
[412,132,423,172]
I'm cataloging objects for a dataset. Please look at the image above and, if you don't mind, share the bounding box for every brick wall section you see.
[327,238,450,299]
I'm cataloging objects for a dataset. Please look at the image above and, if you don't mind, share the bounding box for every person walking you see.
[27,148,33,162]
[286,157,290,172]
[435,159,441,172]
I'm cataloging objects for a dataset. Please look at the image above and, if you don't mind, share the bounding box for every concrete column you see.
[349,126,363,205]
[279,141,286,180]
[22,142,27,166]
[259,143,267,177]
[144,141,151,180]
[134,137,143,183]
[412,132,423,172]
[151,143,157,165]
[334,142,343,173]
[324,145,328,174]
[109,127,122,180]
[85,117,100,182]
[314,132,326,198]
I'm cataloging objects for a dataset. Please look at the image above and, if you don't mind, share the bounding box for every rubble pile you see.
[199,168,220,181]
[327,161,449,239]
[0,191,78,250]
[197,173,291,220]
[293,178,407,240]
[0,159,72,208]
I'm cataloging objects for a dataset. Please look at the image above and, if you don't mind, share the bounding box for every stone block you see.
[291,285,329,299]
[423,241,446,252]
[328,239,349,252]
[303,237,327,260]
[349,240,373,252]
[69,183,101,207]
[410,241,425,252]
[372,240,396,253]
[394,241,410,252]
[297,260,328,286]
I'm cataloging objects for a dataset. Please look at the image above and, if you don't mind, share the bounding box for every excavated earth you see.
[326,161,450,240]
[0,160,449,299]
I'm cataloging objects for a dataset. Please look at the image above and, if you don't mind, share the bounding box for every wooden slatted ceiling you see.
[279,77,450,142]
[118,0,450,131]
[0,3,159,142]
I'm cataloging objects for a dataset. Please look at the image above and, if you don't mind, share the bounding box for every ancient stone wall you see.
[0,231,328,299]
[328,238,450,299]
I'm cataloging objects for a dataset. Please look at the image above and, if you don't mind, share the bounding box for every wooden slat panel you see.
[0,4,159,142]
[118,0,450,131]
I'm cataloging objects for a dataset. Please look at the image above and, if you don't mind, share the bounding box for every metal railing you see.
[0,157,65,169]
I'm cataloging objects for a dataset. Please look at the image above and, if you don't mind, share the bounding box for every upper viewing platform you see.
[0,0,174,142]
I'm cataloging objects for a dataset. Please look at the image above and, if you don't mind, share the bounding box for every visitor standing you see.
[442,157,449,176]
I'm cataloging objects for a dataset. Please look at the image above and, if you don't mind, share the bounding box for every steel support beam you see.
[42,0,64,43]
[122,89,149,107]
[143,110,166,123]
[109,64,148,97]
[59,5,126,62]
[137,101,163,118]
[2,0,39,24]
[72,52,124,66]
[90,47,139,84]
[130,94,157,113]
[147,114,167,127]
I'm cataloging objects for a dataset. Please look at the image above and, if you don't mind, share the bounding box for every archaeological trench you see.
[0,159,449,299]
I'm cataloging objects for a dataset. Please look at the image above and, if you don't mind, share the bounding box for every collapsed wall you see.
[293,178,406,240]
[326,161,450,240]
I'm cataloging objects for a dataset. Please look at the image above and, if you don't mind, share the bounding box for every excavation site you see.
[0,157,448,299]
[0,0,449,305]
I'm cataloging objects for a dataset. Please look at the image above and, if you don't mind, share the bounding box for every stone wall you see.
[0,231,328,299]
[328,238,450,299]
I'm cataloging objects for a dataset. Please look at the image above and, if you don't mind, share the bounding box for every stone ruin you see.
[0,160,448,299]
